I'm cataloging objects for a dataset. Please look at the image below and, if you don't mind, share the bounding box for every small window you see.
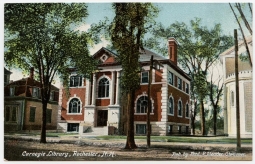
[32,87,39,98]
[70,75,82,87]
[46,109,52,123]
[50,91,54,101]
[29,107,36,122]
[67,123,79,132]
[177,77,182,90]
[178,125,182,134]
[141,72,149,83]
[168,125,173,134]
[10,87,15,96]
[185,83,189,94]
[68,98,81,113]
[231,91,234,106]
[185,103,189,118]
[168,71,174,85]
[168,97,174,115]
[186,126,189,134]
[178,100,182,117]
[136,124,146,135]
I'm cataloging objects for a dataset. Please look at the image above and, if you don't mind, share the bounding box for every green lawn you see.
[95,135,252,144]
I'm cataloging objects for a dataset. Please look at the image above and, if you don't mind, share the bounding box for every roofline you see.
[219,36,252,57]
[92,47,118,58]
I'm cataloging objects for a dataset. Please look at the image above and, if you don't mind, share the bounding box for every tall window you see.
[185,83,189,94]
[185,103,189,117]
[98,78,109,98]
[231,91,234,106]
[5,106,18,122]
[46,109,52,123]
[70,75,82,87]
[68,98,81,113]
[177,77,182,90]
[178,100,182,117]
[136,96,153,113]
[168,97,174,115]
[141,72,149,83]
[168,71,174,85]
[29,107,36,122]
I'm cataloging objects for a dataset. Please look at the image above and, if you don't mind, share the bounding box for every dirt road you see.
[4,138,252,161]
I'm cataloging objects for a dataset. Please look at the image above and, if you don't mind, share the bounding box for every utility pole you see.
[147,55,153,148]
[234,29,241,152]
[146,55,163,148]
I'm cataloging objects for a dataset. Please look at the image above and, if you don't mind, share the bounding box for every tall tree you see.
[109,3,158,149]
[208,64,224,136]
[145,18,233,135]
[4,3,97,143]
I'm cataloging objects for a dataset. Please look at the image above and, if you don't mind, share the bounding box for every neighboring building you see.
[4,68,59,132]
[4,68,12,86]
[220,36,252,138]
[58,38,191,136]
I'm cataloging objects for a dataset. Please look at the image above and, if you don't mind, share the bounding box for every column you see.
[110,71,115,105]
[115,71,120,105]
[85,79,91,105]
[91,73,96,105]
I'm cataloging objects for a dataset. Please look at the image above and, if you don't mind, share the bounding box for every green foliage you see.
[145,17,233,100]
[4,3,97,85]
[4,3,99,143]
[109,3,159,93]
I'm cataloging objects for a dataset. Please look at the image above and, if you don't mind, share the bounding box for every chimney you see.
[29,67,34,79]
[168,37,178,66]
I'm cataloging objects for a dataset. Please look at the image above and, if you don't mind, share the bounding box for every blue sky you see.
[2,2,252,86]
[85,3,250,36]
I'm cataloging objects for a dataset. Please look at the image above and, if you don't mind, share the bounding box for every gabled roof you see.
[92,47,118,59]
[93,47,190,80]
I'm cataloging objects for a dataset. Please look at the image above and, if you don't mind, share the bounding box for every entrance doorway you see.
[97,110,108,126]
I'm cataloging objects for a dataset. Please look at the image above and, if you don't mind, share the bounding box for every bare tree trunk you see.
[125,90,137,149]
[192,100,197,135]
[40,100,47,143]
[200,98,206,136]
[213,105,217,136]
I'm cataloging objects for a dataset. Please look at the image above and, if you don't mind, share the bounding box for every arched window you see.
[231,91,234,106]
[168,97,174,115]
[68,98,81,113]
[136,96,151,113]
[98,78,109,98]
[178,100,182,117]
[185,103,189,117]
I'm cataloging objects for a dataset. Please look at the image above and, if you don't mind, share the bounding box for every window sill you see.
[167,114,174,116]
[66,113,82,115]
[135,113,154,115]
[96,97,110,99]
